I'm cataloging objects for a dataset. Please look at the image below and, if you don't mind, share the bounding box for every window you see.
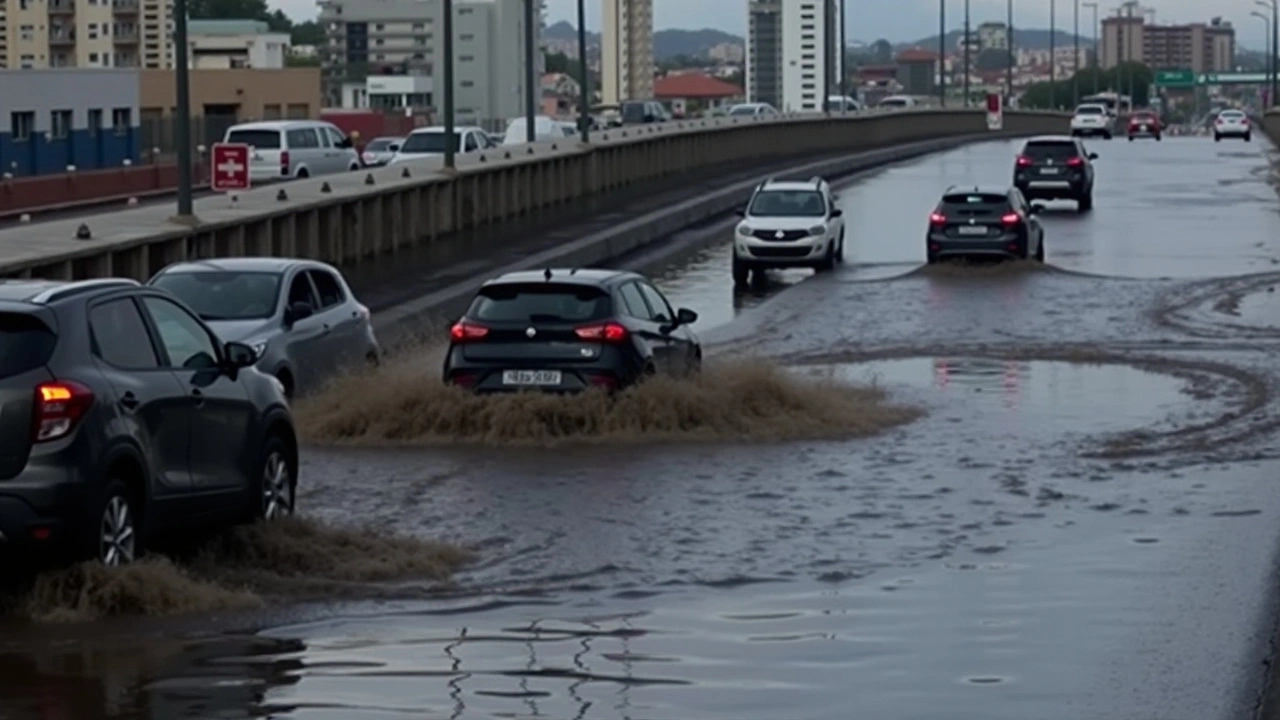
[306,270,345,309]
[112,108,131,136]
[150,270,282,321]
[50,110,71,139]
[19,24,34,41]
[227,129,280,148]
[0,313,56,380]
[141,297,220,370]
[19,55,35,69]
[616,283,650,319]
[636,283,673,323]
[459,33,473,40]
[11,112,34,142]
[459,55,473,62]
[467,283,609,323]
[460,79,474,87]
[263,104,282,119]
[286,104,309,118]
[748,189,826,217]
[463,133,478,151]
[90,299,159,369]
[399,130,460,153]
[324,126,346,147]
[286,127,321,148]
[286,273,318,309]
[88,109,102,135]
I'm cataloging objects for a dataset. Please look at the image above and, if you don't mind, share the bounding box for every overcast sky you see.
[274,0,1263,49]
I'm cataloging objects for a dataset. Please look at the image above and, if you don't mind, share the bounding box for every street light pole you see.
[1005,0,1013,101]
[524,0,536,142]
[1253,11,1271,104]
[938,0,946,106]
[823,0,832,112]
[962,0,970,106]
[1073,0,1079,105]
[1083,2,1097,95]
[173,0,193,218]
[1049,0,1056,107]
[442,0,456,169]
[839,0,848,111]
[576,0,590,141]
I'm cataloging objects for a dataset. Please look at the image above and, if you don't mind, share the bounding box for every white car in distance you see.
[1070,103,1114,139]
[732,176,846,286]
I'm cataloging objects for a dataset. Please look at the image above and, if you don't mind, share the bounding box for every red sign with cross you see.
[211,142,250,192]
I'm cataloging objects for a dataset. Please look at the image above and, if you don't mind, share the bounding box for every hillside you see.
[901,28,1088,52]
[543,21,743,59]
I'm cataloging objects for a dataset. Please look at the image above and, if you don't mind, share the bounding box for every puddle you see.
[804,358,1203,437]
[1234,287,1280,328]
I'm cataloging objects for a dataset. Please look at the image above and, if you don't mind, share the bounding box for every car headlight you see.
[808,225,827,236]
[737,225,752,236]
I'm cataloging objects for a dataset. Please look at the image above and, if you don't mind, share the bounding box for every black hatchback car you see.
[443,269,702,392]
[1013,135,1098,212]
[0,278,297,568]
[926,185,1046,263]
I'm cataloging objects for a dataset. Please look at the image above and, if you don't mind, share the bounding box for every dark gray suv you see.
[0,278,298,567]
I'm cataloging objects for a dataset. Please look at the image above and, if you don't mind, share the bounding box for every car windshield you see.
[1023,141,1078,158]
[621,103,648,122]
[226,129,281,149]
[365,139,395,151]
[941,192,1008,208]
[1075,105,1104,115]
[0,313,55,379]
[749,189,827,217]
[1221,111,1245,119]
[728,105,758,116]
[151,270,282,321]
[399,131,460,153]
[881,99,908,107]
[468,283,610,323]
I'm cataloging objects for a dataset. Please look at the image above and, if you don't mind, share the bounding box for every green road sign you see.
[1155,69,1195,87]
[1200,72,1270,84]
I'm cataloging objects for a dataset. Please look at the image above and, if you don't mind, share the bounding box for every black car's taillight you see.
[450,321,488,342]
[33,380,93,442]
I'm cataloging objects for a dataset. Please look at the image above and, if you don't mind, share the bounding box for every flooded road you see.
[5,136,1280,719]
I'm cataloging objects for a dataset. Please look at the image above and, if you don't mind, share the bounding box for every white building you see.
[188,19,289,69]
[601,0,654,104]
[772,0,839,111]
[319,0,543,125]
[977,21,1009,51]
[1,0,174,69]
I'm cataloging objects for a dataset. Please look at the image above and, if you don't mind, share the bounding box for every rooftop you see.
[654,73,744,100]
[188,19,276,36]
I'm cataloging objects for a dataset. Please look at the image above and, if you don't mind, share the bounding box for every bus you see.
[1080,92,1133,116]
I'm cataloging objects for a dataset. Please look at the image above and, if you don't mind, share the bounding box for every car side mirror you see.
[224,341,257,369]
[1028,204,1043,214]
[389,144,400,152]
[830,208,843,218]
[676,307,698,325]
[1088,152,1098,160]
[339,137,353,148]
[283,301,313,326]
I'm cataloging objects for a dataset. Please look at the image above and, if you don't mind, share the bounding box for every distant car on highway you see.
[732,176,845,285]
[223,120,362,181]
[0,278,296,567]
[726,102,778,117]
[926,185,1046,264]
[1070,103,1114,139]
[501,115,569,145]
[1127,111,1162,141]
[388,125,495,164]
[149,258,381,399]
[1013,135,1098,212]
[878,95,918,109]
[360,136,403,167]
[1213,110,1252,142]
[442,268,701,392]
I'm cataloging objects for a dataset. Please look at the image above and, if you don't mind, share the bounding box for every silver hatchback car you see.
[149,258,381,398]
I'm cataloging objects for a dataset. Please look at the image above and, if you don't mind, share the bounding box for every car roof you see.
[759,181,823,191]
[228,120,332,131]
[942,184,1011,197]
[155,257,322,274]
[1024,135,1078,143]
[0,278,139,304]
[409,125,486,134]
[483,268,637,287]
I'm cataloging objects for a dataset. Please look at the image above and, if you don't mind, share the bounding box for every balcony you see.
[49,29,75,45]
[114,28,138,43]
[113,0,139,8]
[48,0,74,14]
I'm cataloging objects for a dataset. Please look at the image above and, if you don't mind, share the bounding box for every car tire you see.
[1102,132,1112,140]
[689,350,702,376]
[254,435,295,522]
[1214,134,1221,142]
[815,243,836,272]
[295,168,309,178]
[1034,236,1046,262]
[1245,133,1252,142]
[89,479,142,566]
[731,254,750,286]
[834,231,845,262]
[1155,134,1161,141]
[1128,135,1134,141]
[1078,193,1093,212]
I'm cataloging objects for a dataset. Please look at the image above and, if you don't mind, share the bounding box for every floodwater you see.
[5,136,1280,719]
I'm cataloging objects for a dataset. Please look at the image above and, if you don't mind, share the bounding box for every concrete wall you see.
[138,68,323,122]
[1264,109,1280,147]
[0,69,140,176]
[0,108,1071,282]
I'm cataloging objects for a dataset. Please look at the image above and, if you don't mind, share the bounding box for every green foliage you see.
[1020,62,1153,108]
[187,0,321,46]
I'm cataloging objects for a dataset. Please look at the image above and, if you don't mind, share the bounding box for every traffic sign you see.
[986,92,1003,130]
[1200,72,1270,84]
[211,142,250,192]
[1154,69,1195,87]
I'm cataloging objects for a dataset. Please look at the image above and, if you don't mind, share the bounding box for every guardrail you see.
[0,108,1070,281]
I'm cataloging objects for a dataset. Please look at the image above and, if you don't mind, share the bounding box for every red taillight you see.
[450,321,488,342]
[448,373,477,387]
[1016,155,1032,167]
[1242,119,1250,126]
[280,150,290,176]
[1066,156,1083,167]
[33,380,93,443]
[575,322,629,342]
[929,211,947,225]
[1001,212,1021,224]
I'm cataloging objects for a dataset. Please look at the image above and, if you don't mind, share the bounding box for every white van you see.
[222,120,362,182]
[878,95,918,109]
[502,115,569,145]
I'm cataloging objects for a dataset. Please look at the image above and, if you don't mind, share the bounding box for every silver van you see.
[223,120,362,182]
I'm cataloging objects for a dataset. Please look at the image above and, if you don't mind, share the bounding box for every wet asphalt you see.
[6,136,1280,719]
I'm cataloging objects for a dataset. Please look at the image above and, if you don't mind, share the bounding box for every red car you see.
[1128,111,1162,141]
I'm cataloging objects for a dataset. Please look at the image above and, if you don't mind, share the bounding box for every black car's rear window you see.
[0,313,55,379]
[469,283,610,323]
[1024,141,1078,158]
[942,192,1009,207]
[226,129,281,149]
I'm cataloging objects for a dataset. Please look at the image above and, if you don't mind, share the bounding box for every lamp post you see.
[822,0,832,112]
[524,0,536,142]
[1049,0,1056,108]
[1258,0,1278,107]
[1072,0,1080,105]
[173,0,193,218]
[442,0,456,169]
[1253,10,1271,105]
[1083,2,1098,95]
[938,0,946,106]
[1006,0,1013,101]
[576,0,590,141]
[962,0,970,106]
[839,0,847,111]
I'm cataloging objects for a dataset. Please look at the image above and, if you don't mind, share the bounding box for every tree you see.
[974,48,1011,72]
[291,20,324,45]
[870,39,892,64]
[1020,62,1153,109]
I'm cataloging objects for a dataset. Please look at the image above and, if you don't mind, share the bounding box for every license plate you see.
[956,225,988,235]
[1040,167,1060,174]
[502,370,562,386]
[1140,125,1148,130]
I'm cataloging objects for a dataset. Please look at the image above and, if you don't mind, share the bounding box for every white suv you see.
[732,177,846,285]
[1069,103,1114,139]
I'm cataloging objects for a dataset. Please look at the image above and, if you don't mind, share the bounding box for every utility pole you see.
[173,0,193,218]
[1073,0,1080,105]
[524,0,536,142]
[1083,2,1098,95]
[1255,10,1272,105]
[938,0,946,106]
[443,0,456,168]
[823,0,832,112]
[839,0,848,110]
[962,0,970,106]
[1006,0,1013,101]
[576,0,590,141]
[1049,0,1056,108]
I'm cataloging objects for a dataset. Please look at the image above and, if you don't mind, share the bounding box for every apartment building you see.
[1,0,173,69]
[188,18,289,69]
[600,0,654,104]
[977,21,1008,51]
[1101,10,1234,73]
[318,0,543,124]
[747,0,838,111]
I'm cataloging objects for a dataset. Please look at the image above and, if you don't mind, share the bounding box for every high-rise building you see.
[976,21,1008,51]
[1,0,173,69]
[600,0,654,104]
[1101,8,1234,74]
[748,0,838,111]
[318,0,543,124]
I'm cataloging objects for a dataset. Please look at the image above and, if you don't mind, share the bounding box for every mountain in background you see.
[901,28,1089,52]
[544,21,743,59]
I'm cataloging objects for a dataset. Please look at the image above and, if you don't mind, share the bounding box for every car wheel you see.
[349,163,360,171]
[834,231,845,262]
[366,351,381,368]
[1103,132,1111,140]
[1214,134,1221,142]
[295,168,309,178]
[1078,194,1093,212]
[1034,235,1046,262]
[815,243,836,272]
[1155,134,1162,141]
[1245,133,1252,142]
[731,254,750,286]
[689,350,702,376]
[93,480,141,566]
[255,435,295,521]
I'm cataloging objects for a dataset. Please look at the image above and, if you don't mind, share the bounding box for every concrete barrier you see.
[0,108,1069,282]
[1264,109,1280,146]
